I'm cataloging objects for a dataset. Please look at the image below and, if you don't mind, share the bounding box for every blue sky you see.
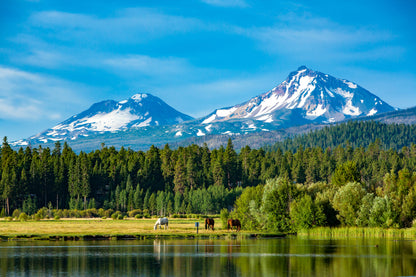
[1,0,415,141]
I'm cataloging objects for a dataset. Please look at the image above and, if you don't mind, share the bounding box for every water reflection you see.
[0,238,415,276]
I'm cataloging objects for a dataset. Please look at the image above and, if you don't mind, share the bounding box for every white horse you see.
[154,217,169,230]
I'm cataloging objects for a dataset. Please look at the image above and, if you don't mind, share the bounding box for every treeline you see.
[265,121,416,152]
[0,137,243,216]
[232,168,416,232]
[1,133,416,230]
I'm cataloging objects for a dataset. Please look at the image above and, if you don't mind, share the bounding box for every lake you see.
[1,237,415,276]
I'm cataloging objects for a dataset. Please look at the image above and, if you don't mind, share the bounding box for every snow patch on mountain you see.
[13,93,193,146]
[82,108,140,132]
[200,66,395,126]
[306,104,327,118]
[367,108,378,116]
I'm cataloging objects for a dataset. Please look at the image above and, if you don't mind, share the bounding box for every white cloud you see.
[0,66,88,121]
[201,0,248,8]
[29,8,205,43]
[234,11,400,64]
[103,55,192,77]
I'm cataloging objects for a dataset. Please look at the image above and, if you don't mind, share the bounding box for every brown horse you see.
[227,219,241,231]
[205,218,215,230]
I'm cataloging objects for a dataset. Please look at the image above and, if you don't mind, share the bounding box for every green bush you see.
[54,215,60,220]
[111,211,123,220]
[18,212,29,221]
[220,208,229,229]
[62,209,70,218]
[128,209,142,218]
[105,209,114,218]
[6,216,13,221]
[36,207,48,219]
[0,208,6,217]
[12,209,21,219]
[134,214,142,219]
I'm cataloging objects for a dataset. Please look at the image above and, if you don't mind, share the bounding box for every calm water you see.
[1,237,415,276]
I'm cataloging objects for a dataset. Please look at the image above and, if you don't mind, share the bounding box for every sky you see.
[1,0,415,141]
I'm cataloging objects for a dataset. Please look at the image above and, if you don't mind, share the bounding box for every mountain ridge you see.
[11,66,404,151]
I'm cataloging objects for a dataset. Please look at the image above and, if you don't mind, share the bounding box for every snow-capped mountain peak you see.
[20,93,193,144]
[131,93,148,102]
[200,66,395,125]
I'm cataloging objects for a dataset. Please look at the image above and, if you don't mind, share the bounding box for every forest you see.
[1,120,416,232]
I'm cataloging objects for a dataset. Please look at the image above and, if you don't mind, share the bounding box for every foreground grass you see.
[298,227,416,239]
[0,218,279,240]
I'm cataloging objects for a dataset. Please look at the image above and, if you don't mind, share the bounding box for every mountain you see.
[200,66,395,126]
[360,106,416,125]
[13,93,193,146]
[12,66,403,151]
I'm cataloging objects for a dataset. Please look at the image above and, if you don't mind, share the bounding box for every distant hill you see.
[264,120,416,153]
[358,106,416,125]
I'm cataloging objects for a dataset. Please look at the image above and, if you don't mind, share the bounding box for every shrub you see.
[54,215,60,220]
[97,208,106,217]
[0,208,6,217]
[134,214,142,219]
[220,208,229,229]
[62,209,70,218]
[55,210,63,219]
[12,209,21,219]
[18,212,29,221]
[34,214,41,221]
[6,216,13,221]
[111,211,122,220]
[36,207,48,219]
[128,209,142,218]
[118,214,124,220]
[69,210,81,218]
[104,209,114,218]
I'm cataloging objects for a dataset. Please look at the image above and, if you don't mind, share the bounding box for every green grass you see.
[0,218,281,241]
[297,227,416,239]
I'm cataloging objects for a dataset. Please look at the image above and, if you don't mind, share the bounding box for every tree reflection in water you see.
[0,238,416,276]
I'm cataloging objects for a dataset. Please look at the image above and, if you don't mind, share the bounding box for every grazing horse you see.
[154,217,169,230]
[227,219,241,231]
[205,218,215,230]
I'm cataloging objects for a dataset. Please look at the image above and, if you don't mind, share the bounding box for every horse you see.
[227,219,241,231]
[154,217,169,230]
[205,218,215,230]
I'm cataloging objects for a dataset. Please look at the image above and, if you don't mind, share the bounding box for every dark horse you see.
[227,219,241,231]
[205,218,215,230]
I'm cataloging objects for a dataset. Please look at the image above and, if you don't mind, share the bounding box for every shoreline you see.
[0,233,285,241]
[2,219,416,241]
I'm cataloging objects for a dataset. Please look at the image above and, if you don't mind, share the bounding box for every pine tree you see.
[173,156,187,194]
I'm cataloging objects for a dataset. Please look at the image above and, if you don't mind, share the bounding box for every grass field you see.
[297,227,416,239]
[0,218,266,240]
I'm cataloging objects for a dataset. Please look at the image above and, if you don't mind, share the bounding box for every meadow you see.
[0,218,265,240]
